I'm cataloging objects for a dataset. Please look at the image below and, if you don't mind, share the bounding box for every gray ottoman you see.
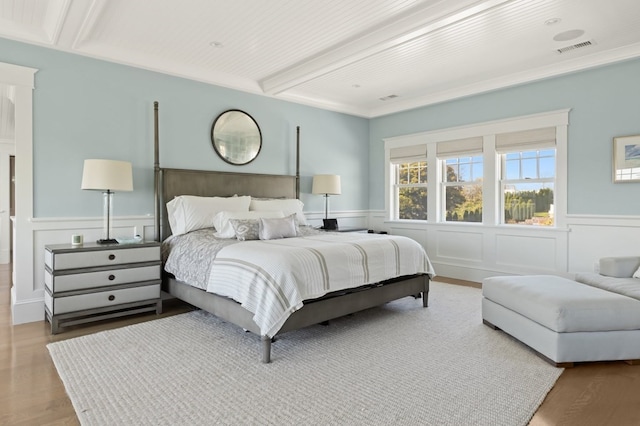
[482,275,640,367]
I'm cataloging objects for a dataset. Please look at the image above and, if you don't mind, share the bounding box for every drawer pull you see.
[108,295,115,301]
[108,254,116,261]
[108,274,116,281]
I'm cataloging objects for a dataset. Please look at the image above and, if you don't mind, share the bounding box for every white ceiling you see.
[1,0,640,119]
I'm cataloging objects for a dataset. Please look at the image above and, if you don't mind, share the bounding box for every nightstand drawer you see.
[46,246,160,270]
[44,241,163,334]
[45,283,161,314]
[45,265,161,293]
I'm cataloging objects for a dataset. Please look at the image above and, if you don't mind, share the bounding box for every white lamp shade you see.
[81,159,133,191]
[312,174,341,195]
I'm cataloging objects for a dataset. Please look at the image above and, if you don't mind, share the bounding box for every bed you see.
[153,103,434,362]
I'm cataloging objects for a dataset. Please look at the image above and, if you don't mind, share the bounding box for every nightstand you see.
[44,241,162,334]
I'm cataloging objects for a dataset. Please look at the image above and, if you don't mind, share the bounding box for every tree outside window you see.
[501,149,555,226]
[442,156,483,222]
[395,161,427,220]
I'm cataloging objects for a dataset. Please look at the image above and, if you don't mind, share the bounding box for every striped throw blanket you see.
[206,232,435,337]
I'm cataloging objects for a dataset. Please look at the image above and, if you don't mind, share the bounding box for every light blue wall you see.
[0,37,369,218]
[3,35,639,219]
[369,58,640,215]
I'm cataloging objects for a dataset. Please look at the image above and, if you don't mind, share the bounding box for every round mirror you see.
[211,109,262,165]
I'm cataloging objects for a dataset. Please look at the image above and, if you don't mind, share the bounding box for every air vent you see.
[556,40,594,54]
[379,94,399,101]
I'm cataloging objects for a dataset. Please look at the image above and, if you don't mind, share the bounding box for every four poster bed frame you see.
[153,102,429,362]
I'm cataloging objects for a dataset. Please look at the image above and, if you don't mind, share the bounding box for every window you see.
[497,128,556,226]
[389,144,427,220]
[442,156,483,222]
[438,137,484,223]
[394,161,428,220]
[384,110,567,228]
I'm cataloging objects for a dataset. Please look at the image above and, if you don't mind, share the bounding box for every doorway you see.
[0,82,16,265]
[9,155,14,263]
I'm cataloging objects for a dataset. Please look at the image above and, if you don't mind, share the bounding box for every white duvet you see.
[206,232,435,337]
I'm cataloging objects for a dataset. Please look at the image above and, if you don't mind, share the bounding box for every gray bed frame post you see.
[154,101,161,242]
[296,125,300,199]
[152,102,429,364]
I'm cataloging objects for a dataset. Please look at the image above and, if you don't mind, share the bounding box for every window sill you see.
[384,219,570,233]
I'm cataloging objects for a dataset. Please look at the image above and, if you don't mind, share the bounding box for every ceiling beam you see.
[259,0,513,95]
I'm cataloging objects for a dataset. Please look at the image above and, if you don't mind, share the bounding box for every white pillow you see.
[250,198,308,226]
[213,210,285,238]
[259,214,298,240]
[634,266,640,279]
[166,195,251,236]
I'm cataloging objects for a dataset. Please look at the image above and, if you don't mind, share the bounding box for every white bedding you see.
[163,229,434,337]
[205,232,434,337]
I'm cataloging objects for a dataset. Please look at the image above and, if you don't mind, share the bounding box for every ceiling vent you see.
[379,94,399,101]
[556,40,594,54]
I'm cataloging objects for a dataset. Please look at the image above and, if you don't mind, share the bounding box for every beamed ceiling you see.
[1,0,640,120]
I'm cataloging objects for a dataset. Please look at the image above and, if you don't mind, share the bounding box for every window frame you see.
[439,154,484,223]
[383,109,569,228]
[391,158,428,221]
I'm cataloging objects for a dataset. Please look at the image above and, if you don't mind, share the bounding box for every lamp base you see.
[96,238,119,245]
[322,218,338,231]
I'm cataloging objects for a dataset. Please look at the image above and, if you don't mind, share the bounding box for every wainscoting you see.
[11,210,370,325]
[10,210,639,325]
[370,211,640,283]
[12,215,156,325]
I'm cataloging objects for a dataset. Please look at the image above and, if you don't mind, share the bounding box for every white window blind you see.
[496,127,555,152]
[390,144,427,163]
[437,137,483,158]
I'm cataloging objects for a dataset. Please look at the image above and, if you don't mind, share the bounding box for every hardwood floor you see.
[0,263,193,425]
[1,265,639,425]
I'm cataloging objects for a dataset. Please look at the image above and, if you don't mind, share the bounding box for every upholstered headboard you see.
[153,102,300,241]
[158,168,298,241]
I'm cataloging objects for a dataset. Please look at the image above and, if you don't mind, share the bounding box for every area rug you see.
[47,282,562,425]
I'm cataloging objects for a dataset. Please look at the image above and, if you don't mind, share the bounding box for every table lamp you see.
[81,159,133,244]
[312,174,341,230]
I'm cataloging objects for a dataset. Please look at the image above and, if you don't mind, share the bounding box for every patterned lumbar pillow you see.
[229,218,261,241]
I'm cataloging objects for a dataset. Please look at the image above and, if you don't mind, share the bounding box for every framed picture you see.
[613,135,640,183]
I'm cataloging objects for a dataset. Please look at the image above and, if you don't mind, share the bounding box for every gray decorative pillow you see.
[229,218,261,241]
[259,214,298,240]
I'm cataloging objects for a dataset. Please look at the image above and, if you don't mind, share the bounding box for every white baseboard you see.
[11,211,640,325]
[11,286,45,325]
[12,215,155,326]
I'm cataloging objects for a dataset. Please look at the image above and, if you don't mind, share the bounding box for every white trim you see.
[0,62,38,89]
[369,43,640,118]
[6,62,37,325]
[0,142,14,264]
[13,215,156,325]
[554,124,568,228]
[0,62,37,88]
[566,214,640,227]
[383,109,571,147]
[483,135,498,226]
[261,0,509,95]
[10,289,45,325]
[381,110,571,283]
[383,109,570,225]
[15,207,640,324]
[367,210,640,282]
[15,211,367,325]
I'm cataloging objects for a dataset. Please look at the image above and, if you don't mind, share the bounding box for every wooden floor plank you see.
[2,263,640,425]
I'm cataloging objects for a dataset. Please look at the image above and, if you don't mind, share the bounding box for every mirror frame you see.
[211,109,262,165]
